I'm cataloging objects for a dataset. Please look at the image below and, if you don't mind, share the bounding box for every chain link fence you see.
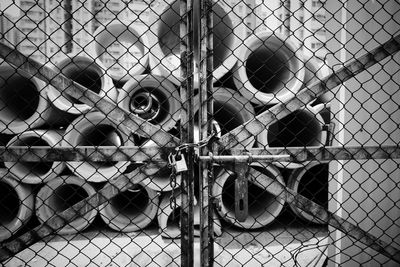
[0,0,399,266]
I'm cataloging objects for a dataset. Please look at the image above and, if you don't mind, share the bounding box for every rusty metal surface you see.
[234,162,249,222]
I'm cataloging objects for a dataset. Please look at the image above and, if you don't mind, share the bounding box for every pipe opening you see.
[0,183,19,225]
[268,110,322,147]
[110,185,149,218]
[297,165,328,209]
[0,72,40,121]
[12,137,53,176]
[51,184,89,212]
[246,45,292,94]
[167,206,181,231]
[214,101,245,135]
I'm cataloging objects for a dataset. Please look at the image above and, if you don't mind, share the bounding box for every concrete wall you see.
[325,0,400,266]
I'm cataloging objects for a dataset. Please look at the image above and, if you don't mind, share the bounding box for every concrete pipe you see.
[4,130,65,184]
[117,75,180,131]
[158,190,221,239]
[35,175,98,235]
[149,0,239,86]
[0,64,65,134]
[92,21,149,82]
[233,31,305,105]
[0,174,34,241]
[100,182,159,232]
[63,112,134,182]
[302,55,332,103]
[48,52,116,114]
[287,163,329,224]
[257,104,328,168]
[194,87,255,149]
[212,164,285,229]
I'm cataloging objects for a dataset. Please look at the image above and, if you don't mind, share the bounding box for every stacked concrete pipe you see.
[35,175,98,235]
[117,74,180,132]
[233,31,305,105]
[0,64,67,134]
[149,0,239,86]
[4,130,65,184]
[213,164,285,229]
[48,52,116,114]
[158,190,222,239]
[286,163,329,224]
[100,181,159,232]
[0,172,34,241]
[92,21,149,83]
[63,111,134,182]
[302,55,332,103]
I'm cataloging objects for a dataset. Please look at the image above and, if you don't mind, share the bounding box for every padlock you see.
[174,151,188,173]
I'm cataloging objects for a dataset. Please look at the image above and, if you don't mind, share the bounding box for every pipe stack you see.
[0,0,332,240]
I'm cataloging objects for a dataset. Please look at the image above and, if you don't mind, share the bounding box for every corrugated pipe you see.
[4,130,65,184]
[63,112,134,182]
[0,64,68,134]
[35,175,98,235]
[48,52,116,114]
[287,163,329,224]
[213,164,285,229]
[0,172,34,241]
[149,0,239,86]
[100,182,159,232]
[92,21,149,83]
[233,31,305,105]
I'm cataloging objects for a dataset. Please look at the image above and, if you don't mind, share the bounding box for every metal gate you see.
[0,0,399,266]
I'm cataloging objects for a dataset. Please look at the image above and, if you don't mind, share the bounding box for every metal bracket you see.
[234,161,249,222]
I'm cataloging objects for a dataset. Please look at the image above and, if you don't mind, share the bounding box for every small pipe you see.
[4,130,65,184]
[233,32,305,105]
[48,52,116,114]
[35,175,98,235]
[100,182,159,232]
[92,21,149,82]
[287,163,329,224]
[118,75,180,131]
[63,112,134,182]
[0,173,34,241]
[212,164,285,229]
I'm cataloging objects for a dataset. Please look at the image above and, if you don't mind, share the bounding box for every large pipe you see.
[212,164,285,229]
[117,75,180,131]
[302,55,332,104]
[257,104,328,168]
[287,163,329,224]
[100,182,159,232]
[0,173,34,241]
[233,31,305,105]
[158,190,221,239]
[35,175,98,235]
[92,21,149,82]
[194,87,255,149]
[4,130,65,184]
[149,0,239,86]
[0,64,66,134]
[48,52,116,114]
[63,112,134,182]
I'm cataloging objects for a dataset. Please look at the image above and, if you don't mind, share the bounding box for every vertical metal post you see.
[180,0,195,266]
[199,0,214,266]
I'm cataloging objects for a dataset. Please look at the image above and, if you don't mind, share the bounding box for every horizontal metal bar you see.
[198,154,292,162]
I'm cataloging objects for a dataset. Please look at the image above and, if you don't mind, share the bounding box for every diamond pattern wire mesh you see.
[0,0,399,266]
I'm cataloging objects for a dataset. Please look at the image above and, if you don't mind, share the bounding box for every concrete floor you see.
[4,224,327,267]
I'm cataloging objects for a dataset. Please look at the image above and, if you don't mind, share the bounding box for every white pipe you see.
[117,75,180,131]
[35,175,98,235]
[91,21,149,82]
[63,112,134,182]
[257,104,328,168]
[100,182,159,232]
[302,54,332,103]
[194,87,255,149]
[287,163,329,224]
[0,173,34,241]
[233,32,305,105]
[4,130,65,184]
[158,190,221,239]
[0,64,64,134]
[212,164,285,229]
[149,0,239,86]
[48,52,116,114]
